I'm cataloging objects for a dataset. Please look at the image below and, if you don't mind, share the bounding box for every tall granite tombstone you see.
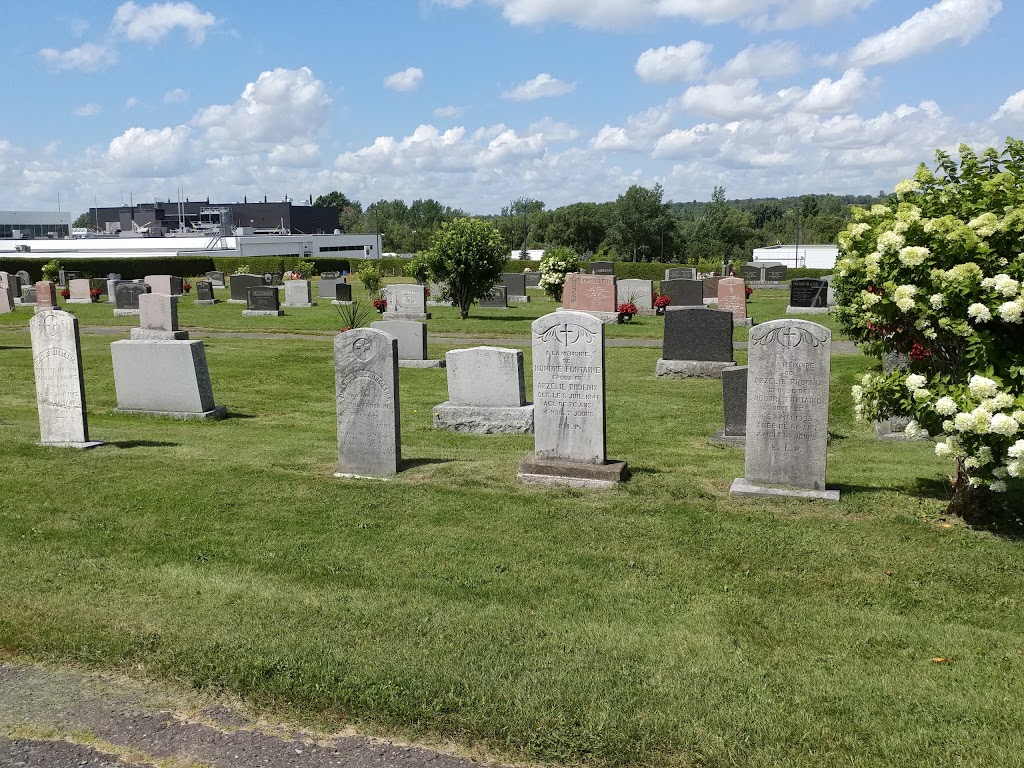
[656,307,736,378]
[434,346,534,434]
[206,270,226,288]
[516,311,628,488]
[730,319,838,500]
[229,274,263,303]
[523,271,541,288]
[717,277,751,325]
[195,281,218,305]
[502,273,530,303]
[67,278,92,303]
[29,310,102,448]
[244,286,283,317]
[480,285,508,309]
[658,278,704,307]
[370,319,443,368]
[764,264,788,282]
[0,274,14,313]
[115,282,149,316]
[665,267,696,280]
[616,279,655,315]
[331,282,353,305]
[384,284,430,321]
[788,279,829,314]
[334,327,401,478]
[283,279,316,308]
[145,275,183,296]
[740,264,762,282]
[35,281,58,312]
[589,261,615,275]
[711,365,748,447]
[562,273,617,321]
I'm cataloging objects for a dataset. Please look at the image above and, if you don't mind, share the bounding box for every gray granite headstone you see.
[731,319,837,500]
[502,273,527,296]
[384,284,429,320]
[665,267,696,280]
[480,285,508,308]
[16,270,31,286]
[21,286,37,305]
[370,319,427,361]
[764,264,788,282]
[332,283,353,303]
[206,270,226,287]
[334,327,401,477]
[740,264,762,282]
[523,271,541,288]
[144,275,183,296]
[229,274,263,303]
[0,275,14,313]
[29,310,101,448]
[723,365,747,436]
[616,279,654,314]
[434,346,533,434]
[133,293,188,340]
[244,286,283,316]
[658,278,703,307]
[115,282,149,313]
[283,279,315,307]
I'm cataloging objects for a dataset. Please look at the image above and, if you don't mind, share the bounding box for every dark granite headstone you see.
[524,271,541,287]
[59,269,83,287]
[665,267,696,280]
[589,261,614,275]
[196,281,215,301]
[662,307,734,362]
[480,285,508,308]
[790,278,827,308]
[502,273,527,296]
[764,264,788,282]
[658,278,704,307]
[206,270,226,286]
[230,274,264,302]
[247,286,280,311]
[740,264,762,282]
[320,271,341,280]
[722,365,748,436]
[115,282,149,310]
[334,283,353,302]
[21,286,37,305]
[703,276,724,300]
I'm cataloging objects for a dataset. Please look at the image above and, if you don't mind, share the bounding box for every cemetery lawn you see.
[1,328,1022,768]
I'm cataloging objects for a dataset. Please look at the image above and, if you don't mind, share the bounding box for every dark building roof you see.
[88,201,340,234]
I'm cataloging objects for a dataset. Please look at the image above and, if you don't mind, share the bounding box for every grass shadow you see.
[0,345,31,351]
[109,440,180,449]
[224,411,257,419]
[402,457,456,470]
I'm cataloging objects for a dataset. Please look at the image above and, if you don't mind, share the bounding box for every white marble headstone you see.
[29,310,98,447]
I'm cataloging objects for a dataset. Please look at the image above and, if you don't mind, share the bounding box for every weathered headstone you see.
[263,272,284,286]
[320,271,341,280]
[589,261,614,275]
[16,270,31,287]
[67,278,92,303]
[283,279,316,308]
[334,327,401,478]
[244,286,283,317]
[517,311,628,488]
[665,267,696,280]
[656,307,736,378]
[658,278,703,307]
[3,272,21,303]
[875,351,926,441]
[730,319,837,500]
[144,275,183,296]
[787,278,829,314]
[35,281,58,312]
[21,285,37,305]
[115,282,149,316]
[434,346,534,434]
[29,310,102,448]
[616,279,654,315]
[370,319,443,368]
[206,270,226,288]
[717,277,751,325]
[711,365,748,446]
[562,273,617,319]
[480,285,508,309]
[384,284,430,321]
[0,274,14,313]
[229,274,263,303]
[105,278,122,303]
[195,281,218,305]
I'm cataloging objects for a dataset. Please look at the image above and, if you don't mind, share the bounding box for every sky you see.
[2,0,1023,217]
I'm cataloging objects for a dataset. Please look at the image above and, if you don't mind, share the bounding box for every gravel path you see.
[0,663,502,768]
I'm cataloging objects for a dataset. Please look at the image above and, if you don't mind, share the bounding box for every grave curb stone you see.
[655,360,737,379]
[433,403,534,434]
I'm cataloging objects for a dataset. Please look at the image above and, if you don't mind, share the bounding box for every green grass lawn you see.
[0,323,1021,767]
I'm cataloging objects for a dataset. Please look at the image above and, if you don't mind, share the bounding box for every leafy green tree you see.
[314,191,363,232]
[72,212,91,229]
[545,202,608,255]
[404,254,431,284]
[609,184,670,261]
[357,263,383,297]
[424,218,506,319]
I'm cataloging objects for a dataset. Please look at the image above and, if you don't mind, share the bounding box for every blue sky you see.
[2,0,1022,216]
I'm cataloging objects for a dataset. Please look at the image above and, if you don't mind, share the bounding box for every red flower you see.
[372,298,387,312]
[909,343,932,361]
[60,288,71,299]
[617,302,638,315]
[653,294,672,308]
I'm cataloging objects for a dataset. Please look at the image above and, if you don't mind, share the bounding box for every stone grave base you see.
[113,309,140,317]
[710,429,745,447]
[331,300,353,306]
[733,317,754,326]
[398,359,445,369]
[242,309,284,317]
[517,452,629,490]
[130,329,190,341]
[333,471,392,481]
[227,299,247,304]
[433,402,534,434]
[579,311,620,324]
[111,339,222,419]
[656,359,736,379]
[282,302,316,308]
[702,298,716,306]
[195,299,219,306]
[748,282,787,290]
[66,298,92,304]
[786,305,831,315]
[113,405,227,420]
[508,295,530,303]
[874,420,930,441]
[729,477,840,501]
[426,300,449,307]
[383,312,431,321]
[37,440,104,450]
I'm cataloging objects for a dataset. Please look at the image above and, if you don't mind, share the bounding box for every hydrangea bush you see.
[538,246,581,302]
[833,138,1024,518]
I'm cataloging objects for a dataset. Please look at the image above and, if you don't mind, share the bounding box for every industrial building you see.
[87,199,340,236]
[0,210,72,239]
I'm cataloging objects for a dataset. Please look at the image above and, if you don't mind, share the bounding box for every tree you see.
[545,202,608,255]
[608,184,669,261]
[423,218,506,319]
[834,138,1024,519]
[72,212,91,229]
[314,191,362,233]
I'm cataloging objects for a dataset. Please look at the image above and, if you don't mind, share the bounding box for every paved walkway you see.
[0,663,502,768]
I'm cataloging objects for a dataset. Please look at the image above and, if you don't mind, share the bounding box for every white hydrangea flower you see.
[894,284,917,312]
[905,374,927,390]
[861,373,875,387]
[929,293,945,309]
[942,419,954,432]
[871,204,891,216]
[968,303,992,322]
[1013,410,1024,423]
[990,480,1008,493]
[977,446,993,465]
[849,223,870,237]
[993,467,1008,479]
[967,212,998,237]
[1009,440,1024,459]
[969,375,999,399]
[1008,460,1022,478]
[877,230,905,253]
[852,385,864,402]
[997,301,1023,323]
[934,441,953,458]
[861,291,881,307]
[964,457,980,469]
[904,420,928,439]
[990,413,1019,436]
[913,388,931,402]
[993,274,1020,297]
[894,179,920,199]
[935,396,958,415]
[953,413,974,432]
[898,246,929,267]
[993,393,1014,409]
[970,407,993,434]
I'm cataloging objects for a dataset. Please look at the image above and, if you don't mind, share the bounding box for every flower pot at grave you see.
[655,306,666,316]
[617,312,633,324]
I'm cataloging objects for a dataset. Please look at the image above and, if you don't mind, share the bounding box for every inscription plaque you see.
[790,279,827,308]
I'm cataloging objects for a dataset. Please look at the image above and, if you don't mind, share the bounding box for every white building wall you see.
[751,244,837,269]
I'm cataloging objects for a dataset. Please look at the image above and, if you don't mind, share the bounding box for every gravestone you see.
[823,274,836,306]
[764,264,788,282]
[730,319,837,500]
[105,278,122,303]
[331,282,353,305]
[262,272,284,286]
[874,351,927,441]
[206,270,226,288]
[21,285,37,305]
[283,279,316,308]
[144,275,183,296]
[29,310,102,448]
[523,271,541,288]
[434,346,534,434]
[320,271,341,280]
[717,277,751,325]
[244,286,283,317]
[68,278,92,303]
[740,263,762,282]
[0,274,14,313]
[370,319,443,368]
[3,272,21,303]
[502,273,529,303]
[656,307,736,378]
[589,261,614,275]
[517,311,628,488]
[616,279,654,315]
[229,274,263,303]
[133,293,189,340]
[787,278,829,314]
[16,270,31,287]
[702,276,723,304]
[711,365,748,447]
[480,285,508,309]
[658,278,703,307]
[334,327,401,478]
[195,281,217,305]
[115,282,149,316]
[58,269,83,287]
[35,281,58,312]
[665,267,696,280]
[562,273,617,320]
[384,284,430,321]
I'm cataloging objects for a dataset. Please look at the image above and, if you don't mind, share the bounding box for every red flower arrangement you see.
[653,294,672,308]
[745,286,753,298]
[60,288,71,300]
[372,298,387,313]
[89,288,103,302]
[182,281,193,294]
[617,302,638,315]
[425,287,431,299]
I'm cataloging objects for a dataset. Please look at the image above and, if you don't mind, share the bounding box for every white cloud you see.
[848,0,1001,67]
[991,89,1024,122]
[712,41,802,82]
[112,1,217,45]
[164,87,189,103]
[591,125,639,152]
[652,123,723,158]
[267,143,321,167]
[502,73,575,100]
[797,68,871,114]
[38,42,118,72]
[434,105,465,118]
[384,66,424,92]
[192,67,330,154]
[680,79,801,120]
[635,41,712,83]
[528,118,579,142]
[107,125,193,176]
[125,97,139,109]
[74,103,102,117]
